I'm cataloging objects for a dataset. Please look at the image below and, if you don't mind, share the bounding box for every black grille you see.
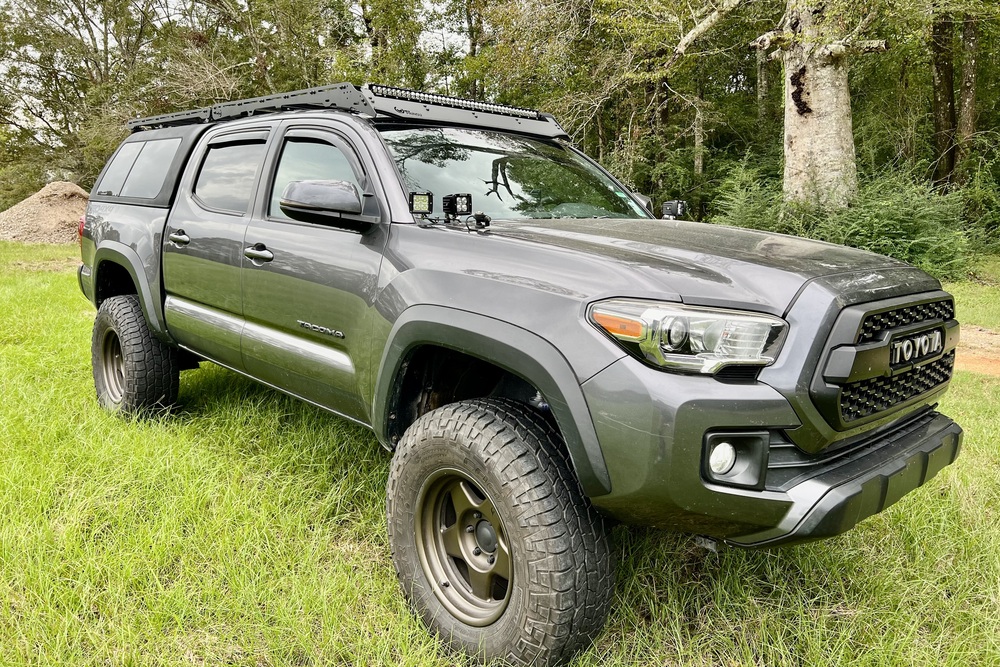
[840,352,955,422]
[714,365,761,382]
[857,299,954,343]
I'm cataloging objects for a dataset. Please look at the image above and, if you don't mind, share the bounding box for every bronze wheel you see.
[100,328,126,403]
[415,469,512,626]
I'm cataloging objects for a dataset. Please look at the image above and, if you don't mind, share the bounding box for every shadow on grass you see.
[597,519,928,665]
[169,362,388,515]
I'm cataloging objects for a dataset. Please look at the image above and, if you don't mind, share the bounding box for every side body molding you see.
[92,241,172,343]
[372,305,612,497]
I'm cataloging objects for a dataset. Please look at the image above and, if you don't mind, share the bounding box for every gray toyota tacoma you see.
[79,83,963,665]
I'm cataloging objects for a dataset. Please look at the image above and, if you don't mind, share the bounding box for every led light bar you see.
[367,84,542,120]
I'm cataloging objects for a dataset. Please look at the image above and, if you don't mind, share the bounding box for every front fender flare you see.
[373,305,612,497]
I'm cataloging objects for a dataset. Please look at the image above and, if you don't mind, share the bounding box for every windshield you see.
[379,127,650,220]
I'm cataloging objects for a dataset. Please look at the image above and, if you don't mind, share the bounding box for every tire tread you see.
[92,294,180,412]
[387,398,614,666]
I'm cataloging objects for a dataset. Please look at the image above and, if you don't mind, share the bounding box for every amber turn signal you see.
[592,311,644,340]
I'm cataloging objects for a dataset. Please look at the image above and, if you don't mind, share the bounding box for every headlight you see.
[588,299,788,375]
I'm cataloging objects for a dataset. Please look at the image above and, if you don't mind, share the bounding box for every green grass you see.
[945,255,1000,330]
[2,241,999,666]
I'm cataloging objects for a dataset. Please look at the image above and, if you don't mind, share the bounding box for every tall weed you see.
[712,164,969,280]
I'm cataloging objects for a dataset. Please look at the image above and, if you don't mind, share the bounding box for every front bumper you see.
[581,356,962,546]
[726,410,961,546]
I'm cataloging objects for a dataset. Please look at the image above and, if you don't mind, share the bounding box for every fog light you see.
[703,431,768,489]
[709,442,737,475]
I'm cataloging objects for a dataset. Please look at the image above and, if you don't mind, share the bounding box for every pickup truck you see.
[79,83,963,666]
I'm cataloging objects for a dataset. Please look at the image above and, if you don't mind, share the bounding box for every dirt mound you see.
[955,325,1000,376]
[0,182,89,244]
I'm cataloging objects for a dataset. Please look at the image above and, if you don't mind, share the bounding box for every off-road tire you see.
[92,294,180,413]
[386,398,614,666]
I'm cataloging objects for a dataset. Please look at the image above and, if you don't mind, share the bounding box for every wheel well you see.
[385,346,552,446]
[94,261,137,307]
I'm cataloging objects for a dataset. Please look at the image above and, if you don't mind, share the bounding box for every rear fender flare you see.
[93,242,171,342]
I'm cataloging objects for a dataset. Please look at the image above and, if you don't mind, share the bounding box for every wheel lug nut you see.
[473,512,481,519]
[473,547,482,556]
[488,555,495,564]
[466,525,474,533]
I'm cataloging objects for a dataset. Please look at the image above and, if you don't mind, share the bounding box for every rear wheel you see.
[387,399,614,666]
[92,295,179,413]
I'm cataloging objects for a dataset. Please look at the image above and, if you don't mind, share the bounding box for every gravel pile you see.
[0,182,89,244]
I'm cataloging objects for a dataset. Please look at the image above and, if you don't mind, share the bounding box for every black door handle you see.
[168,230,190,246]
[244,244,274,262]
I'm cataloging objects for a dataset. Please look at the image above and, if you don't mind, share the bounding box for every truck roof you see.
[126,83,569,140]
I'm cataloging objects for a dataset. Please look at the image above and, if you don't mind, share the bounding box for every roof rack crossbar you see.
[126,83,374,131]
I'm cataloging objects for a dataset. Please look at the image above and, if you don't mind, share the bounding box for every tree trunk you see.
[596,112,605,162]
[782,1,857,208]
[930,12,957,186]
[757,48,769,123]
[693,100,704,177]
[658,78,670,127]
[465,0,480,99]
[956,15,979,177]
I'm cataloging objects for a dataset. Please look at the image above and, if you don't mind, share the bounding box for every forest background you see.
[1,0,998,280]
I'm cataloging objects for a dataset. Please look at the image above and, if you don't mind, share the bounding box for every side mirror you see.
[279,180,371,230]
[635,193,654,215]
[662,200,688,220]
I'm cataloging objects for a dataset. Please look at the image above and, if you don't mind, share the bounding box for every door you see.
[240,123,388,423]
[162,127,271,369]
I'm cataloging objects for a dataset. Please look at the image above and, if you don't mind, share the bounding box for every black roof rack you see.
[126,82,568,139]
[126,83,374,132]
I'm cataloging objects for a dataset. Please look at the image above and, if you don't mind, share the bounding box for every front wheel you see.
[386,399,614,666]
[91,294,179,413]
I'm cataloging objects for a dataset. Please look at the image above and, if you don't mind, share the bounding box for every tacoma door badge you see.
[297,320,345,339]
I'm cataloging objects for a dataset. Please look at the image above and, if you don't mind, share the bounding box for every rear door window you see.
[194,140,268,213]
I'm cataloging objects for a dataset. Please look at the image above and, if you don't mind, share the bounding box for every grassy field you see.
[946,256,1000,329]
[2,241,998,666]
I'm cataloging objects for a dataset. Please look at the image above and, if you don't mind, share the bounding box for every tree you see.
[931,9,958,185]
[750,2,887,208]
[0,0,170,180]
[955,14,979,175]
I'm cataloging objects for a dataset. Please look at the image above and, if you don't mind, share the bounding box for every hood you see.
[485,218,934,315]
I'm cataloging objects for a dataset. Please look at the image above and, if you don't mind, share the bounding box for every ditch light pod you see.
[409,192,433,215]
[443,193,473,217]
